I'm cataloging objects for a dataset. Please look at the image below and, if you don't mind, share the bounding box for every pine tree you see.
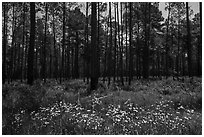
[27,2,35,85]
[90,2,99,91]
[186,2,192,77]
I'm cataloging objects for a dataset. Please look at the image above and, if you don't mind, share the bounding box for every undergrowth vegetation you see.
[2,77,202,135]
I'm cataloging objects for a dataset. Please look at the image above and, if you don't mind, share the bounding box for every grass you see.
[2,77,202,135]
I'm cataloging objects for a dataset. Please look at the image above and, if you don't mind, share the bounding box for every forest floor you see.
[2,77,202,135]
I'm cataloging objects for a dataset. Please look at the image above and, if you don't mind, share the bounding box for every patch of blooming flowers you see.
[10,96,201,135]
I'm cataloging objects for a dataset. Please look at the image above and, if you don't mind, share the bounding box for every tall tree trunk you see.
[136,5,141,79]
[120,2,124,85]
[128,2,133,85]
[186,2,192,77]
[90,2,99,91]
[103,24,108,83]
[108,2,113,85]
[113,3,117,82]
[165,3,171,79]
[97,2,100,79]
[177,19,180,79]
[27,2,35,85]
[85,2,89,83]
[10,3,15,82]
[52,6,58,80]
[74,31,79,78]
[60,2,66,83]
[142,3,150,79]
[3,3,7,84]
[43,3,47,83]
[67,36,70,79]
[21,3,26,82]
[125,3,128,82]
[197,2,202,76]
[116,2,120,82]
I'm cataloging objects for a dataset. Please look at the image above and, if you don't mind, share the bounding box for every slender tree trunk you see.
[24,32,28,82]
[27,2,35,85]
[165,3,171,79]
[176,6,181,80]
[60,2,66,83]
[113,3,117,82]
[117,2,120,82]
[128,2,133,85]
[43,3,47,83]
[74,31,79,78]
[21,3,26,82]
[186,2,192,77]
[71,46,74,78]
[120,2,124,85]
[103,24,108,83]
[108,2,113,85]
[49,16,52,79]
[97,2,100,80]
[3,3,7,84]
[197,2,202,76]
[90,2,99,91]
[85,2,89,83]
[83,6,87,82]
[52,7,58,80]
[10,3,15,82]
[67,36,70,79]
[136,5,141,79]
[125,3,128,82]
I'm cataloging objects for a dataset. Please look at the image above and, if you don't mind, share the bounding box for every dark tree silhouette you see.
[27,2,35,85]
[120,2,124,85]
[129,2,133,85]
[186,2,192,77]
[60,2,66,83]
[125,3,128,82]
[197,2,202,76]
[3,3,7,84]
[74,31,79,78]
[90,2,99,91]
[10,3,15,82]
[2,2,201,86]
[42,3,47,83]
[21,3,26,82]
[165,3,171,79]
[113,3,117,82]
[142,3,150,79]
[108,2,113,85]
[52,5,58,80]
[85,2,89,83]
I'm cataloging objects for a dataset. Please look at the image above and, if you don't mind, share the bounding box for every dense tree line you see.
[2,2,202,91]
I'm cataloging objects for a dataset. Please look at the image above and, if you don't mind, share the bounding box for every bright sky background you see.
[79,2,200,23]
[159,2,200,19]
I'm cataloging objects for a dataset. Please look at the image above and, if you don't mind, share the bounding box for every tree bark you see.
[113,3,117,82]
[74,31,79,78]
[198,2,202,76]
[108,2,113,85]
[27,2,35,85]
[90,2,99,91]
[128,2,133,85]
[142,3,150,79]
[43,3,48,83]
[125,3,128,82]
[3,3,7,84]
[52,6,58,80]
[120,2,124,85]
[186,2,192,77]
[60,2,66,83]
[165,3,171,79]
[85,2,89,83]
